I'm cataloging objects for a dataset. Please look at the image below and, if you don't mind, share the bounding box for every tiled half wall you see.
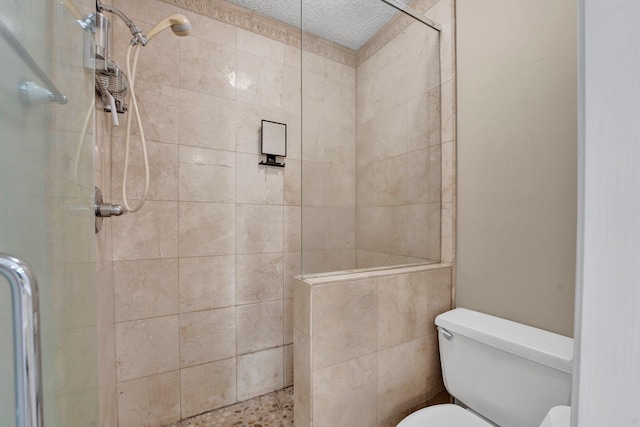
[293,264,453,426]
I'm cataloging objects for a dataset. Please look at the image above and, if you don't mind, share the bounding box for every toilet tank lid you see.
[436,308,573,374]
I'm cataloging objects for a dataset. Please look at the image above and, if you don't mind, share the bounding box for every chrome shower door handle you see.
[0,253,43,427]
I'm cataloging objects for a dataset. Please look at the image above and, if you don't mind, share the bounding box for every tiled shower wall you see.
[356,19,442,267]
[105,1,309,425]
[301,52,358,275]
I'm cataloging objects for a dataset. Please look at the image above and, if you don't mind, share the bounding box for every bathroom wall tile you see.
[406,203,441,260]
[316,119,357,166]
[441,202,454,263]
[284,45,301,69]
[312,279,378,370]
[112,0,179,25]
[236,300,284,354]
[181,358,237,419]
[236,152,284,205]
[179,36,236,100]
[425,332,446,398]
[178,145,235,203]
[236,52,284,109]
[284,112,302,160]
[406,20,441,94]
[284,343,294,387]
[112,200,178,261]
[181,10,237,49]
[377,338,428,425]
[236,204,283,254]
[357,28,407,83]
[116,370,181,427]
[180,307,236,367]
[325,58,356,87]
[300,161,325,207]
[112,139,179,202]
[303,206,356,251]
[293,278,311,337]
[301,248,357,276]
[178,202,235,257]
[407,146,441,204]
[408,88,441,153]
[356,249,407,270]
[112,81,180,146]
[284,159,302,206]
[64,262,98,329]
[236,102,285,155]
[441,140,455,203]
[284,206,301,252]
[357,103,408,167]
[378,274,429,350]
[236,253,284,304]
[312,353,378,427]
[425,0,454,83]
[441,79,454,143]
[357,206,408,255]
[302,50,325,77]
[179,89,236,151]
[115,315,179,381]
[293,327,312,423]
[284,251,301,298]
[357,155,408,207]
[325,162,357,207]
[179,255,235,312]
[237,29,285,64]
[114,258,179,322]
[325,207,357,249]
[98,331,118,427]
[323,80,357,129]
[64,326,99,392]
[111,15,180,88]
[423,268,452,326]
[294,410,312,427]
[237,347,284,401]
[357,54,408,124]
[283,65,302,114]
[284,297,293,345]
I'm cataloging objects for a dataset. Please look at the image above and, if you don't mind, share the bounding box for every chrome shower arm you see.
[96,1,146,45]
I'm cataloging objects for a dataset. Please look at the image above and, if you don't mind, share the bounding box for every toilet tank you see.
[436,309,573,427]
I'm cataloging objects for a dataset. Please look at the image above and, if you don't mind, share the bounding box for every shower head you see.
[144,14,192,43]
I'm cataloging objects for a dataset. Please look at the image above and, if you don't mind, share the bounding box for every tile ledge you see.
[297,262,452,286]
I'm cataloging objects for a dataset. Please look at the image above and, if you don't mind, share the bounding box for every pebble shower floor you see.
[165,387,293,427]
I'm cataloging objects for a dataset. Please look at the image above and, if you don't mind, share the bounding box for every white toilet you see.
[398,308,573,427]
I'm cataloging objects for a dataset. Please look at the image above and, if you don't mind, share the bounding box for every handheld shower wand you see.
[96,0,191,213]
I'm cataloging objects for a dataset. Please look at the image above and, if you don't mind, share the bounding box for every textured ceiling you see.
[224,0,410,50]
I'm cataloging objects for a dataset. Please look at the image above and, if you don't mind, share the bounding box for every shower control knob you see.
[96,203,124,217]
[94,186,124,233]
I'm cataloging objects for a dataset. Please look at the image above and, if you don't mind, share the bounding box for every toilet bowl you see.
[396,308,574,427]
[397,404,493,427]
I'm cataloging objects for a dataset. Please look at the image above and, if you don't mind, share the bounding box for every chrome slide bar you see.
[380,0,442,32]
[0,253,43,427]
[0,17,68,104]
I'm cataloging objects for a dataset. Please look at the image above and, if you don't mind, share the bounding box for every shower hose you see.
[121,42,150,213]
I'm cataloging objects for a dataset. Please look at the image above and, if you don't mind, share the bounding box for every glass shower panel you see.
[301,0,442,277]
[0,0,99,425]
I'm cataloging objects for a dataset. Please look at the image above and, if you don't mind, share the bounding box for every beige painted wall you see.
[455,0,577,336]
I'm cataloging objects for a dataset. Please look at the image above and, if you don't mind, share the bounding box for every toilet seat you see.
[397,404,494,427]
